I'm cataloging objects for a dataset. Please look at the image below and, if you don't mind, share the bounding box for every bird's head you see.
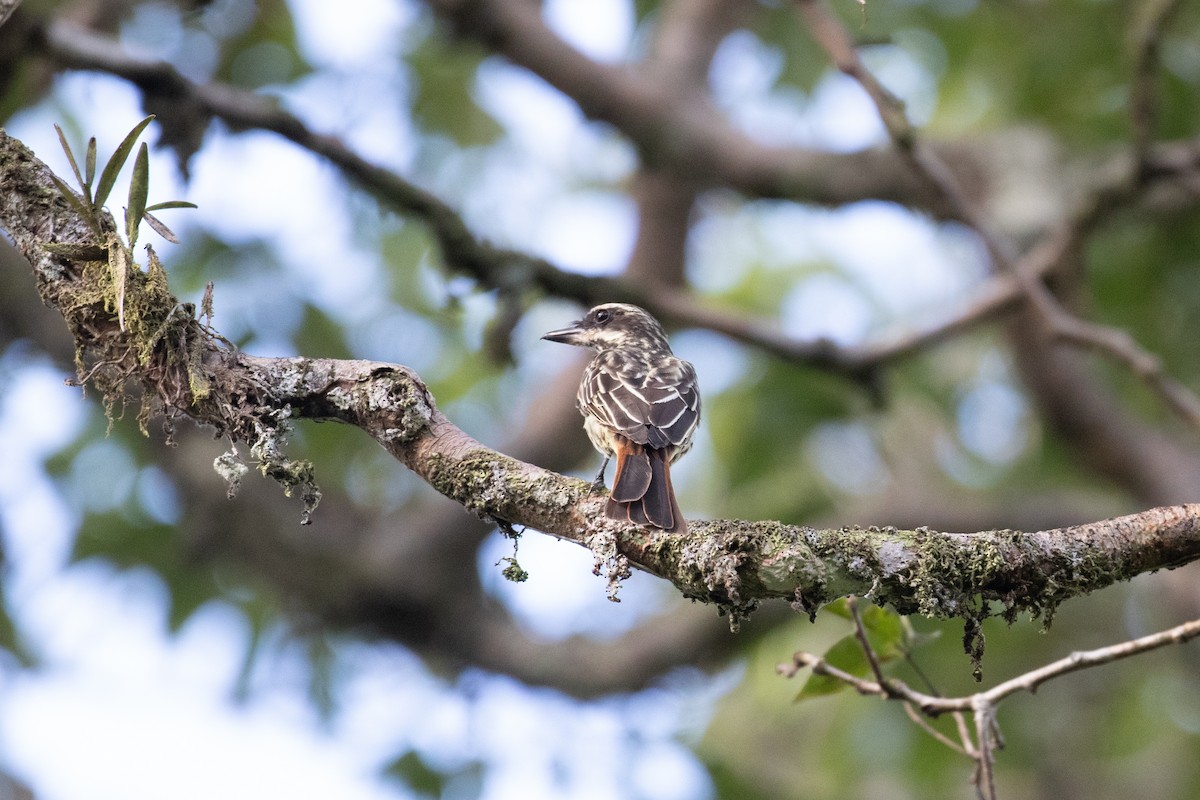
[541,303,671,352]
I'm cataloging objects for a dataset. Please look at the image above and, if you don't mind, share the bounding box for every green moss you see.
[58,239,214,437]
[425,450,536,517]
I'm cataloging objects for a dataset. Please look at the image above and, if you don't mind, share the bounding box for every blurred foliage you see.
[404,25,504,147]
[1090,210,1200,383]
[209,0,312,89]
[3,0,1200,798]
[702,580,1200,799]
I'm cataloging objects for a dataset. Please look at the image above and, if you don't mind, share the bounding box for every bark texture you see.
[3,128,1199,634]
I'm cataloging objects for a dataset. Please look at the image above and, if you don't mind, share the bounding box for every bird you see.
[542,303,700,533]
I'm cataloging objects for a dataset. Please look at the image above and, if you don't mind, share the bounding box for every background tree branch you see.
[4,128,1200,642]
[5,1,1200,795]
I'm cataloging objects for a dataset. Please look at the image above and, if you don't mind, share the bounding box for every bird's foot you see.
[590,456,610,491]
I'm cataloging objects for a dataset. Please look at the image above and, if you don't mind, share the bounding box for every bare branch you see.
[902,702,968,756]
[794,0,1200,433]
[1130,0,1185,175]
[25,19,903,381]
[847,595,887,684]
[31,15,1200,393]
[785,616,1200,714]
[424,0,951,211]
[782,608,1200,796]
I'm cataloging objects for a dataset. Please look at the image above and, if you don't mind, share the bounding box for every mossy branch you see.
[4,128,1200,636]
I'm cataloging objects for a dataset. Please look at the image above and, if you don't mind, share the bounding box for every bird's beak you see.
[541,321,586,346]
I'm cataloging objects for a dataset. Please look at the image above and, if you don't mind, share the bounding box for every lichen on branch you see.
[4,128,1200,661]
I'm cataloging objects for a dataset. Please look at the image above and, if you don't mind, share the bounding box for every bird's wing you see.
[581,356,700,450]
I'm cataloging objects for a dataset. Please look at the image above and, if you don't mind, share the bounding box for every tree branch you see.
[19,18,914,381]
[26,14,1200,391]
[1130,0,1184,176]
[199,353,1200,620]
[795,0,1200,433]
[780,609,1200,799]
[424,0,950,212]
[5,128,1200,631]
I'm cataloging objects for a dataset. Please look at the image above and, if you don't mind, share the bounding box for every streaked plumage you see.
[542,303,700,533]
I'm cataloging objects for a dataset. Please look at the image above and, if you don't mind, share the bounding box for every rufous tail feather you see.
[606,441,686,534]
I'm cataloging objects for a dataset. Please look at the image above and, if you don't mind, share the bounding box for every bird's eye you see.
[594,309,612,324]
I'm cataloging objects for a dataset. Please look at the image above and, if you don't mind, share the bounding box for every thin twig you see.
[793,0,1200,433]
[847,595,888,685]
[1130,0,1184,176]
[902,701,968,756]
[37,15,1200,396]
[783,617,1200,715]
[977,616,1200,706]
[782,616,1200,794]
[971,696,997,800]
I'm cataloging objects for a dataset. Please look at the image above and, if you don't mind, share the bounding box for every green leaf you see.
[42,242,107,260]
[407,33,503,147]
[824,599,910,659]
[795,603,915,702]
[795,634,870,701]
[85,136,97,191]
[824,597,854,619]
[384,751,445,797]
[54,123,87,197]
[859,603,908,660]
[126,142,150,248]
[48,172,97,229]
[144,200,198,212]
[94,114,155,213]
[142,212,180,244]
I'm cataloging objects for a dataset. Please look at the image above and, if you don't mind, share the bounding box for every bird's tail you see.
[607,440,685,534]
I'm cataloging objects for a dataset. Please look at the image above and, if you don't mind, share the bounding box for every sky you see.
[0,0,1014,798]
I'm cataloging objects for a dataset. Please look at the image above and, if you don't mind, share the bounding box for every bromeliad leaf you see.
[125,142,150,248]
[94,115,154,213]
[85,137,97,190]
[144,202,197,244]
[143,212,179,244]
[48,118,196,252]
[54,124,87,202]
[48,172,99,232]
[145,201,199,212]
